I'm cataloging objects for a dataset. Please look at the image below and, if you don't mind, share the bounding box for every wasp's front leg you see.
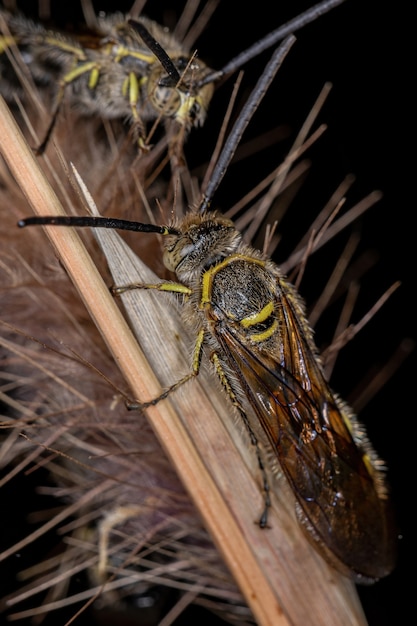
[112,278,197,410]
[112,280,192,296]
[122,72,153,152]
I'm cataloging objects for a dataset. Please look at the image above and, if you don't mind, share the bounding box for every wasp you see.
[0,9,214,154]
[16,29,396,583]
[1,0,345,156]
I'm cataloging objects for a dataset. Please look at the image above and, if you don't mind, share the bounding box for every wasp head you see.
[147,57,214,128]
[163,212,241,283]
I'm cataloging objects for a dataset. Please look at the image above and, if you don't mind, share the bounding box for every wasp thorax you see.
[163,213,241,282]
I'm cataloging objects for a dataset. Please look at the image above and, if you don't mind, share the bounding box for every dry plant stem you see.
[0,97,368,626]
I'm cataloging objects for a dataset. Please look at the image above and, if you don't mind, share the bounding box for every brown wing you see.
[213,291,396,581]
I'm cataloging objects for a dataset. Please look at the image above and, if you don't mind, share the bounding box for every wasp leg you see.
[126,328,204,411]
[112,280,192,297]
[211,352,272,527]
[123,72,151,152]
[35,60,100,155]
[112,279,199,409]
[166,121,188,171]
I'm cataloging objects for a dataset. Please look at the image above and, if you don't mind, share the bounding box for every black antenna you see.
[128,19,182,87]
[196,0,345,88]
[199,35,295,214]
[18,215,180,234]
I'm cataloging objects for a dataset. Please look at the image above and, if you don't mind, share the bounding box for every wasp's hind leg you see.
[210,353,272,527]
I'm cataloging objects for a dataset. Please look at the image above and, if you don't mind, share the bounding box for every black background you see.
[1,1,413,624]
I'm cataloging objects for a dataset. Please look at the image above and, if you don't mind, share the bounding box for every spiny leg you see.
[122,72,150,151]
[211,352,272,527]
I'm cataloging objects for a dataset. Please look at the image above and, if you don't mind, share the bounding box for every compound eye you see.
[174,56,190,72]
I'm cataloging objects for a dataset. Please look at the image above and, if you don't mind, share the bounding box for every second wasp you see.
[0,1,345,157]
